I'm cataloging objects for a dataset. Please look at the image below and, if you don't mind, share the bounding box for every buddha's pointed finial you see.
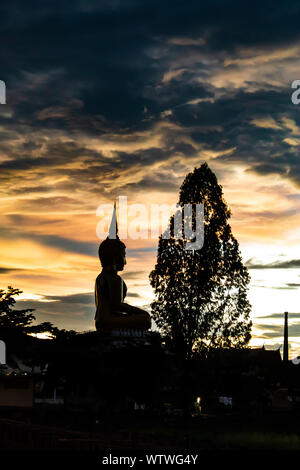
[108,202,118,239]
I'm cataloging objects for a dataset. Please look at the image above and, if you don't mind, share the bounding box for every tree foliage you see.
[150,163,252,358]
[0,286,35,333]
[0,286,76,339]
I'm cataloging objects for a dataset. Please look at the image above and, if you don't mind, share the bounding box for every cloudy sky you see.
[0,0,300,356]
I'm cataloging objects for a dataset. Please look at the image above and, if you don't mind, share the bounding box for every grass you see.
[215,431,300,450]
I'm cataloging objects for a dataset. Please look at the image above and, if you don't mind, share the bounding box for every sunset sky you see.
[0,1,300,357]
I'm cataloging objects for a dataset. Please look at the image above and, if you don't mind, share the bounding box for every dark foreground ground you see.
[1,410,300,468]
[1,407,300,452]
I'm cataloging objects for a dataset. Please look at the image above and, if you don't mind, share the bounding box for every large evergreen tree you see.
[150,163,252,358]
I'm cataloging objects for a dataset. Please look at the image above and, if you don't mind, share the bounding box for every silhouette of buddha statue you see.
[95,206,151,333]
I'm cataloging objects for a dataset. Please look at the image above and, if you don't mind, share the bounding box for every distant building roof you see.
[208,346,282,369]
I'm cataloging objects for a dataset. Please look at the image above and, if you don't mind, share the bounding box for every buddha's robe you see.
[95,271,151,331]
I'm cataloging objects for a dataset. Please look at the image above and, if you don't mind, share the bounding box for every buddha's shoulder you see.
[96,271,122,283]
[96,272,104,282]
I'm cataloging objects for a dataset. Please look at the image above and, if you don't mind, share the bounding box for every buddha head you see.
[99,202,126,271]
[98,237,126,271]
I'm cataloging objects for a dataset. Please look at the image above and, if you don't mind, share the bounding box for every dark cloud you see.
[126,292,141,298]
[246,259,300,269]
[123,271,146,280]
[0,225,98,257]
[29,234,98,257]
[15,294,95,331]
[4,214,66,227]
[0,0,300,192]
[256,323,300,339]
[257,312,300,320]
[253,282,300,290]
[0,267,22,273]
[271,286,299,290]
[127,247,157,254]
[42,292,94,304]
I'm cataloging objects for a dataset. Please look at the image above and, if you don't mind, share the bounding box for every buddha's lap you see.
[100,312,150,327]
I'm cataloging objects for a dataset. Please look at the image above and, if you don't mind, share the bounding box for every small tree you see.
[0,286,35,334]
[0,286,73,339]
[150,163,252,358]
